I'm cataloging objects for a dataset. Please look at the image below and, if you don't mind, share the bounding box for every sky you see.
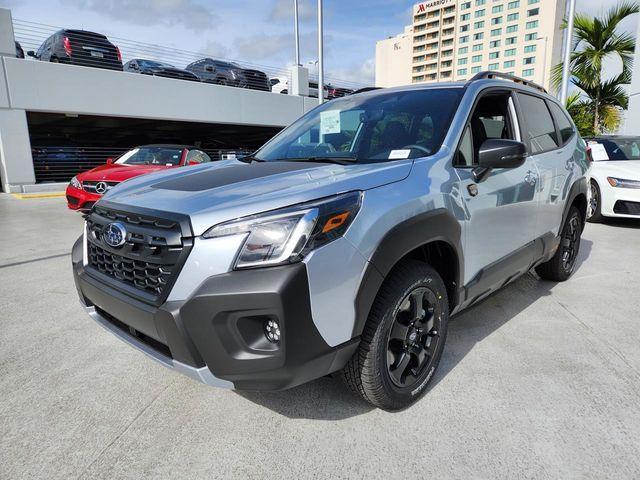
[2,0,638,87]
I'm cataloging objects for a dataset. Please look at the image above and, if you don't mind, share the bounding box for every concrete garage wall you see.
[3,57,317,127]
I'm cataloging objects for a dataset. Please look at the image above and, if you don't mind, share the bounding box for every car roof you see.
[60,29,108,39]
[137,144,198,149]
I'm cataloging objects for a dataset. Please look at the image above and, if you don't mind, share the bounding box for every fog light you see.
[264,319,281,343]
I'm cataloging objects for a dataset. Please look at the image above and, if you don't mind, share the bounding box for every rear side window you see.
[516,93,558,153]
[547,101,575,144]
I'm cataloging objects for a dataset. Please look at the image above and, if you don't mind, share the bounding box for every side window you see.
[516,93,559,153]
[547,101,575,144]
[456,92,514,166]
[185,150,211,164]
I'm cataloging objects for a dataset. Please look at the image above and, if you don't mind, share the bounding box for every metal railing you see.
[13,19,367,95]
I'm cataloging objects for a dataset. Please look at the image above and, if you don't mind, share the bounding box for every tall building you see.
[376,0,566,91]
[375,26,414,87]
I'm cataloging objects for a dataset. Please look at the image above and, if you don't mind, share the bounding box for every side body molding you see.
[352,208,463,338]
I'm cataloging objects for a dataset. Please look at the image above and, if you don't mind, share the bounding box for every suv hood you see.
[102,160,413,235]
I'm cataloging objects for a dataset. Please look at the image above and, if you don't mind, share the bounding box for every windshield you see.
[589,138,640,161]
[116,147,184,166]
[138,60,175,69]
[254,88,463,163]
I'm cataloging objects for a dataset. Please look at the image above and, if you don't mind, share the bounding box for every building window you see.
[489,40,501,48]
[457,68,468,76]
[523,56,535,64]
[414,35,426,43]
[413,55,426,63]
[414,13,426,22]
[472,54,483,62]
[443,39,454,46]
[444,6,455,14]
[475,9,485,17]
[488,63,499,70]
[462,1,472,9]
[412,75,425,82]
[504,60,515,68]
[506,25,518,33]
[528,0,539,3]
[413,45,425,52]
[460,35,469,43]
[525,32,537,41]
[474,21,485,28]
[524,44,536,53]
[458,57,468,65]
[506,36,517,45]
[507,0,520,8]
[527,8,539,16]
[461,13,471,20]
[489,51,500,59]
[458,46,469,54]
[505,48,516,56]
[473,32,484,40]
[491,28,502,36]
[522,68,534,76]
[460,24,470,32]
[492,5,503,13]
[473,43,483,51]
[475,0,486,5]
[413,66,425,73]
[471,66,482,73]
[507,13,519,21]
[526,20,539,29]
[491,16,503,25]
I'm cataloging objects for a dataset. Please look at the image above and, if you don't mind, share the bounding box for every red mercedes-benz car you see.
[66,144,212,211]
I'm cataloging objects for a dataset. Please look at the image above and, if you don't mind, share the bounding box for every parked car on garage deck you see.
[27,29,122,71]
[71,72,589,410]
[585,136,640,222]
[124,59,200,82]
[66,145,211,211]
[186,59,270,91]
[15,41,24,58]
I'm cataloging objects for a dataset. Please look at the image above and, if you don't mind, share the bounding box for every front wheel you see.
[587,180,603,223]
[535,206,582,281]
[342,260,449,410]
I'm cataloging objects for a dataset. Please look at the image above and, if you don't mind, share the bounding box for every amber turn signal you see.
[322,212,350,233]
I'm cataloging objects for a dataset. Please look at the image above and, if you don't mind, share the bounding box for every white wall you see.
[624,20,640,134]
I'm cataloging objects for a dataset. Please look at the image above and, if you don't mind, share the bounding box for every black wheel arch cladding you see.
[353,208,463,339]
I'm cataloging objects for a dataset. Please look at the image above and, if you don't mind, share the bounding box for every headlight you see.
[203,191,362,269]
[70,176,81,189]
[607,177,640,189]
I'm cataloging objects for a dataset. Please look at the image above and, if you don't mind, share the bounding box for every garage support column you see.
[0,109,35,193]
[0,8,15,58]
[289,66,309,97]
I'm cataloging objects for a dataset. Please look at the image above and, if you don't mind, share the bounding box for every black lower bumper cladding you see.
[72,236,358,390]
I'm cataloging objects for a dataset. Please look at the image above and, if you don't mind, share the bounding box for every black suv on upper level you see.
[27,29,123,71]
[185,58,270,91]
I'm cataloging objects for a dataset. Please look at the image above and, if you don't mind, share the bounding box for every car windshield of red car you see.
[116,147,183,166]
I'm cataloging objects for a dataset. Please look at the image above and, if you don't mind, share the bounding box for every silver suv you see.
[72,73,589,410]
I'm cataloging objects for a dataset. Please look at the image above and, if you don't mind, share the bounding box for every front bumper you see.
[66,185,101,211]
[72,236,358,390]
[601,182,640,218]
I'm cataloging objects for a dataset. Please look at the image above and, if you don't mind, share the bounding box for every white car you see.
[269,76,289,94]
[586,136,640,222]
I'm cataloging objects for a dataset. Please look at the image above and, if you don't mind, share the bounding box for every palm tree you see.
[553,1,638,134]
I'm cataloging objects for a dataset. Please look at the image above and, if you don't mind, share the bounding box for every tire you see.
[215,77,228,86]
[342,260,449,411]
[587,180,603,223]
[535,206,582,282]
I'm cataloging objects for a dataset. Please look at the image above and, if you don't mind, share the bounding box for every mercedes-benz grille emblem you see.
[95,182,109,194]
[103,222,127,248]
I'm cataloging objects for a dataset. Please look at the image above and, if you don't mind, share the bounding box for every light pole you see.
[294,0,300,66]
[560,0,577,104]
[317,0,324,105]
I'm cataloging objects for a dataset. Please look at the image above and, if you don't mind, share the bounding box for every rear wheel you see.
[342,260,449,410]
[587,180,603,223]
[535,206,582,281]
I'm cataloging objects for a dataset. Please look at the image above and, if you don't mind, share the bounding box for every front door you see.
[455,90,539,296]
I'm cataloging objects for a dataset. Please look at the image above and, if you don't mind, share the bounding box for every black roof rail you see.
[466,71,547,93]
[351,87,383,95]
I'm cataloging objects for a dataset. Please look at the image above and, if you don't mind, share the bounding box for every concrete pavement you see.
[1,193,639,479]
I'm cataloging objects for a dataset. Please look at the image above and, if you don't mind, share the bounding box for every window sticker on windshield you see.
[320,110,341,135]
[590,143,609,161]
[389,149,411,159]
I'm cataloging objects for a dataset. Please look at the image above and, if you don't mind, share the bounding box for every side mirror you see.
[27,50,36,57]
[473,139,527,182]
[106,157,114,165]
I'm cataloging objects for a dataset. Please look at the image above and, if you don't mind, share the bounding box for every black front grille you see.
[85,205,192,305]
[613,200,640,216]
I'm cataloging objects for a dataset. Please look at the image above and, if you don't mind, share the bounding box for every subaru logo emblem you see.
[103,222,127,248]
[95,182,109,194]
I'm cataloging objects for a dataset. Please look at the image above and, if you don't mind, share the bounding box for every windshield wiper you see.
[286,156,358,165]
[237,154,264,163]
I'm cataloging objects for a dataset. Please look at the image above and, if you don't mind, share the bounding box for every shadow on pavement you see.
[238,238,593,419]
[600,218,640,229]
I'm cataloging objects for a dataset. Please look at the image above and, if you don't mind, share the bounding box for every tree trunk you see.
[593,88,600,134]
